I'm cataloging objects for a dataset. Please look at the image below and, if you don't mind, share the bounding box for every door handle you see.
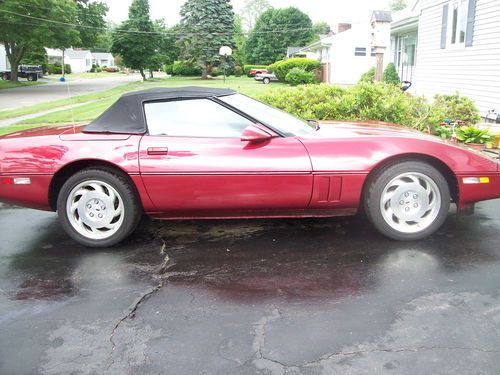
[147,147,169,155]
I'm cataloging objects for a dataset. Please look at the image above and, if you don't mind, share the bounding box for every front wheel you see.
[364,161,450,241]
[57,168,142,247]
[263,77,271,84]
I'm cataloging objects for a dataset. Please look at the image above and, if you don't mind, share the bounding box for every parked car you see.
[1,65,43,81]
[248,68,268,77]
[255,71,278,84]
[1,87,499,247]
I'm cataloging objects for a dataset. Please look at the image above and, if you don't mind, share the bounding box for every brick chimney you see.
[338,23,352,33]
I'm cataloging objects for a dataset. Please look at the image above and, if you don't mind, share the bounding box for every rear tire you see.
[56,168,142,247]
[27,74,35,81]
[364,161,450,241]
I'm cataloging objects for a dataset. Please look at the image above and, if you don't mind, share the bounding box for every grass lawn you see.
[0,79,46,90]
[0,76,287,135]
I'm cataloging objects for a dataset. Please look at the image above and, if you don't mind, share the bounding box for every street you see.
[1,199,500,374]
[0,74,143,111]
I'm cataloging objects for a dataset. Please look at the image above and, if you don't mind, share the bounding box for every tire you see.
[27,74,34,81]
[263,77,271,84]
[2,73,9,80]
[364,160,450,241]
[56,168,142,247]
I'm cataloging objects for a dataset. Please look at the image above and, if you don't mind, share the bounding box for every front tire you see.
[364,161,450,241]
[57,168,142,247]
[263,77,271,84]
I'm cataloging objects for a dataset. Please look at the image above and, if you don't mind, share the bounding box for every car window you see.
[144,99,253,137]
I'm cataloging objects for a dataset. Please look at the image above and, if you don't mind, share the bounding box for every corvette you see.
[1,87,499,247]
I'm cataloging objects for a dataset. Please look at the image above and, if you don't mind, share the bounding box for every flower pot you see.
[495,135,500,148]
[466,143,485,151]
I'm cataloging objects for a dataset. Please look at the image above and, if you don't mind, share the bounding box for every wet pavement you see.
[1,200,500,374]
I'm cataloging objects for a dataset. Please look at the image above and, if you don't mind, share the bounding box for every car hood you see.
[312,120,433,140]
[0,124,82,140]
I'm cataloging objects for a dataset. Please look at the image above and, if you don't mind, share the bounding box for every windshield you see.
[219,94,315,137]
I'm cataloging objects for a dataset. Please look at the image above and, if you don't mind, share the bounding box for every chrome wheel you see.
[66,180,124,240]
[379,172,441,234]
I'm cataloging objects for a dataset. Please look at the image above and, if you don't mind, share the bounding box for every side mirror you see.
[307,119,320,130]
[241,124,273,142]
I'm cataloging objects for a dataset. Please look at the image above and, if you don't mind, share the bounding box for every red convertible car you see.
[1,87,499,247]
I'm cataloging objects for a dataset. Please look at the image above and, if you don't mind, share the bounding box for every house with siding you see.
[391,0,500,116]
[0,44,9,72]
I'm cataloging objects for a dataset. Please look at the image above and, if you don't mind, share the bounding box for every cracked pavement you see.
[1,199,500,374]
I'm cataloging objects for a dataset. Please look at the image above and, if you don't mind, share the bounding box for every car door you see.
[138,98,313,214]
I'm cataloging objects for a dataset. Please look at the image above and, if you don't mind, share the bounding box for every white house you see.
[391,0,500,116]
[45,48,93,73]
[91,52,115,67]
[298,12,392,85]
[0,44,9,71]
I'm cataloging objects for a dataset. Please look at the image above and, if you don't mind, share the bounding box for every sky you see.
[103,0,391,28]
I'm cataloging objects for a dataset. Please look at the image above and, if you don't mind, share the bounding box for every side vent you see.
[310,175,343,207]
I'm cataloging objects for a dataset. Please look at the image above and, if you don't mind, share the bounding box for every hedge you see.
[171,61,202,76]
[285,68,317,86]
[268,58,321,82]
[258,82,480,131]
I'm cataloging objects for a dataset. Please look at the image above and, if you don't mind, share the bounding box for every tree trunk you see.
[201,61,208,79]
[149,69,153,78]
[139,68,146,81]
[3,42,24,82]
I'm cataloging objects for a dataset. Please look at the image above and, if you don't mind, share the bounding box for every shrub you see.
[163,64,174,75]
[210,67,220,77]
[243,64,268,76]
[359,67,375,83]
[259,82,430,130]
[96,66,102,73]
[269,58,321,82]
[47,62,71,74]
[234,65,243,77]
[429,92,480,127]
[90,63,97,73]
[284,67,317,86]
[172,60,202,76]
[382,63,400,84]
[105,67,119,72]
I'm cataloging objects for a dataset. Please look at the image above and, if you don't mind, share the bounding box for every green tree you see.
[233,15,247,66]
[245,7,314,65]
[178,0,235,79]
[0,0,80,81]
[311,21,331,41]
[146,21,180,78]
[76,0,109,48]
[241,0,270,30]
[389,0,407,11]
[111,0,156,80]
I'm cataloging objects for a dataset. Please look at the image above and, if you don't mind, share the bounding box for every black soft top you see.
[83,86,236,134]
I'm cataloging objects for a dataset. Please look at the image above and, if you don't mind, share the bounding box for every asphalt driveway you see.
[0,74,143,111]
[1,200,500,374]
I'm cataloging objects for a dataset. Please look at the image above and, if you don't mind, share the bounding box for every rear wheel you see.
[56,168,142,247]
[1,73,9,80]
[364,161,450,241]
[27,74,35,81]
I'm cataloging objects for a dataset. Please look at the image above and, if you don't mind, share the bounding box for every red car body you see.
[1,121,499,215]
[0,87,499,246]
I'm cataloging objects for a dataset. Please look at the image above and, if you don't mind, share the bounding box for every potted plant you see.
[456,126,493,151]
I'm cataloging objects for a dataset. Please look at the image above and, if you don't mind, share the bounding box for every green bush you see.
[259,82,432,130]
[243,64,269,76]
[163,64,174,75]
[284,67,317,86]
[456,126,492,144]
[359,67,375,83]
[234,65,243,77]
[210,67,220,77]
[172,60,202,76]
[382,63,400,84]
[429,92,480,127]
[96,66,102,73]
[47,62,71,74]
[269,58,321,82]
